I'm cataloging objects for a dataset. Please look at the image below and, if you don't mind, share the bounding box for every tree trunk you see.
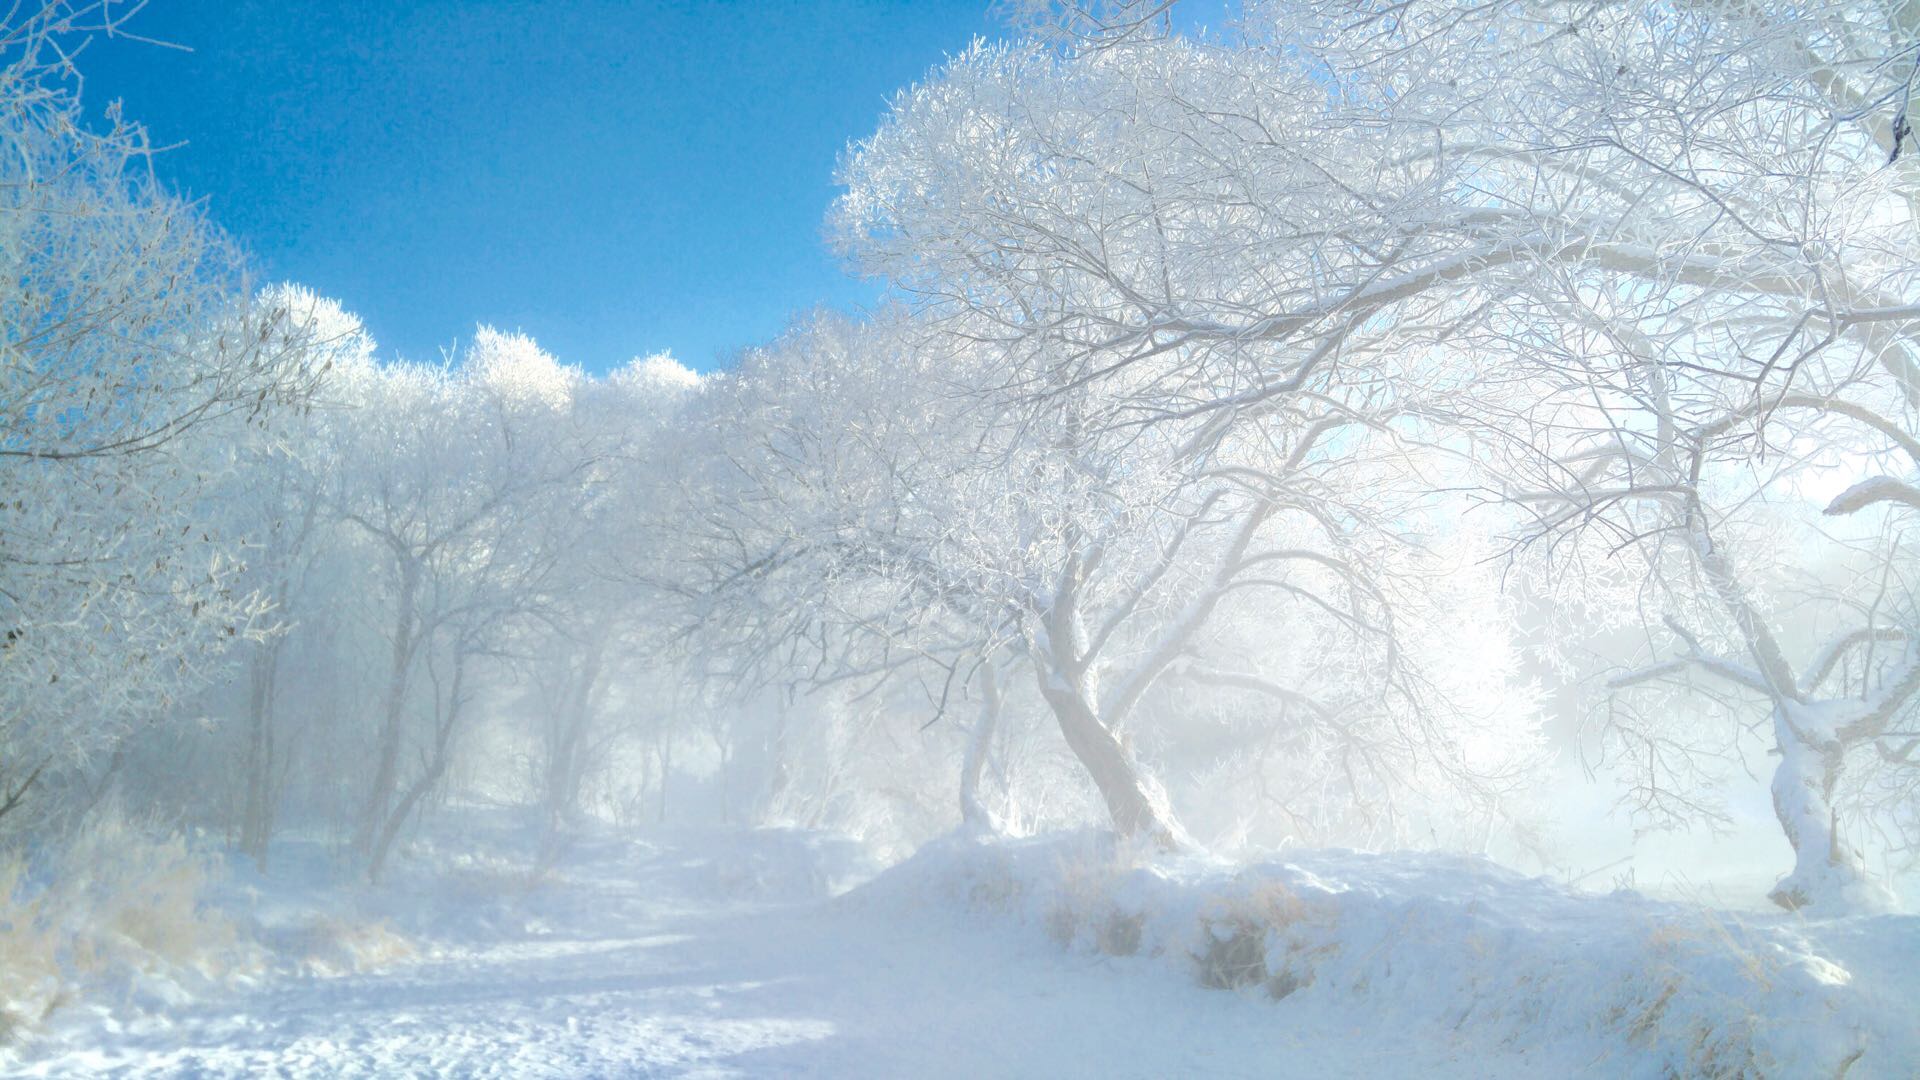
[1680,515,1892,910]
[960,662,1003,833]
[543,639,606,832]
[356,557,419,855]
[367,650,467,884]
[714,732,733,825]
[367,754,444,884]
[239,641,284,869]
[764,712,791,821]
[655,734,672,824]
[1036,677,1182,850]
[1766,704,1887,911]
[1033,564,1186,851]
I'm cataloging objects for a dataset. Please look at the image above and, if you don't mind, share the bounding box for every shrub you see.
[0,810,250,1045]
[1194,881,1314,997]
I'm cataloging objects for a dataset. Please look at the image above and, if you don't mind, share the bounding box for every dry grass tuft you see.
[1043,844,1140,954]
[292,916,416,977]
[0,811,249,1044]
[1194,881,1314,998]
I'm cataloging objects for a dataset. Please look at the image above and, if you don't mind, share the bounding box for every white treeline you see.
[4,0,1920,913]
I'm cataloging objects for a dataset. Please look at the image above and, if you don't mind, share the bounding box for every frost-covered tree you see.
[828,13,1557,850]
[1416,0,1920,909]
[207,287,378,865]
[1492,306,1920,911]
[833,0,1920,906]
[523,353,702,834]
[673,303,1539,851]
[330,330,597,878]
[663,313,1002,812]
[0,6,321,832]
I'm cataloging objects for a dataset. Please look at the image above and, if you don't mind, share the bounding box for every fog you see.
[4,1,1918,1075]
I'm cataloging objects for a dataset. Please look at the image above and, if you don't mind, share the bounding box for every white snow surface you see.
[867,830,1920,1078]
[8,813,1915,1078]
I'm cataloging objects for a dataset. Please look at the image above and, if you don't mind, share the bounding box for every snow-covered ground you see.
[867,830,1920,1077]
[7,814,1915,1078]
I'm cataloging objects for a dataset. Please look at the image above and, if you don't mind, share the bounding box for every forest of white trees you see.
[6,0,1920,935]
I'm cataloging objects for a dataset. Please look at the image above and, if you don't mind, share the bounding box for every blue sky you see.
[79,1,996,373]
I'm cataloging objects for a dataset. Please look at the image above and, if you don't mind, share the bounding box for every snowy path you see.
[20,831,1556,1079]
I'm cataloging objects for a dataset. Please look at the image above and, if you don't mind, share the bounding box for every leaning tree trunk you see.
[1032,566,1186,851]
[1766,703,1883,911]
[1683,513,1890,910]
[1035,675,1183,850]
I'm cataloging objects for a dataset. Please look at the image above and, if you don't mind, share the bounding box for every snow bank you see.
[852,831,1919,1078]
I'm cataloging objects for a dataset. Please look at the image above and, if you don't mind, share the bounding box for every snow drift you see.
[852,831,1920,1078]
